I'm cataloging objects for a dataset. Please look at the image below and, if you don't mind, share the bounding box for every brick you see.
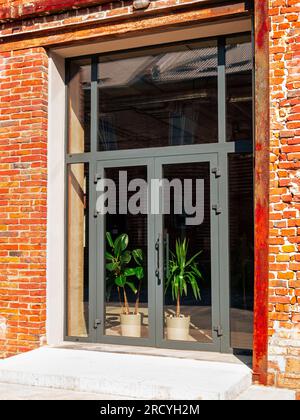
[0,46,48,359]
[286,358,300,374]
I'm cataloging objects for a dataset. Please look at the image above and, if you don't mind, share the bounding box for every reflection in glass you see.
[67,163,89,337]
[98,40,218,151]
[226,35,253,143]
[229,153,254,350]
[104,166,149,338]
[68,59,91,153]
[163,163,212,342]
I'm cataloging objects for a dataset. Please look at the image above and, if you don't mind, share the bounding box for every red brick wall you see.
[268,0,300,391]
[0,0,107,21]
[0,47,48,358]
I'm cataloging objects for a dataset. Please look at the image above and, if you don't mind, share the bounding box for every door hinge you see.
[212,204,222,215]
[94,173,101,184]
[212,167,221,178]
[94,319,102,329]
[214,325,223,337]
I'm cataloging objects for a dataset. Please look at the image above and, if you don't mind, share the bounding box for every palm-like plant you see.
[165,238,203,318]
[106,232,144,315]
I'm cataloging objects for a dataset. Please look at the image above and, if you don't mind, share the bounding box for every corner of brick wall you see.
[0,47,48,358]
[268,0,300,392]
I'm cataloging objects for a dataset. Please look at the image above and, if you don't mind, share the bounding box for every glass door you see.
[94,153,222,351]
[155,154,222,352]
[94,158,156,346]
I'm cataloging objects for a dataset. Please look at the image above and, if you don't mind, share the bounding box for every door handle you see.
[155,236,162,286]
[155,269,161,285]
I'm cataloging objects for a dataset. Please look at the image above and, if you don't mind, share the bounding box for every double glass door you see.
[93,152,226,352]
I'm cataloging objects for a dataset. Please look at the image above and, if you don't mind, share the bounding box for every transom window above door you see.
[67,34,253,154]
[98,40,219,150]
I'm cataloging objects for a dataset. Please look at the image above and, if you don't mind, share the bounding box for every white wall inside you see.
[46,52,66,346]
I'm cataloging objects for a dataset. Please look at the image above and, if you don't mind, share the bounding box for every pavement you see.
[0,382,296,400]
[0,382,127,400]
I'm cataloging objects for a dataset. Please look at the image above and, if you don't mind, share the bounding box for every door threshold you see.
[55,342,252,368]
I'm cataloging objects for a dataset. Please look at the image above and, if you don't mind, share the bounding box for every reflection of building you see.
[0,0,299,396]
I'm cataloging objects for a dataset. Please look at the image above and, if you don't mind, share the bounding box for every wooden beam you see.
[0,2,249,52]
[252,0,270,386]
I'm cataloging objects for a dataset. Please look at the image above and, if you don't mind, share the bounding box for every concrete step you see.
[237,385,296,400]
[0,347,252,400]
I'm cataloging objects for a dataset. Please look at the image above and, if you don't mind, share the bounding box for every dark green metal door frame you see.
[64,33,253,353]
[95,157,157,347]
[93,152,225,352]
[154,153,222,352]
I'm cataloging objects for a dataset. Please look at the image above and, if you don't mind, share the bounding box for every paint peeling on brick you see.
[0,1,107,22]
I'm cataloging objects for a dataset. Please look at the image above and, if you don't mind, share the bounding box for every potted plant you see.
[165,238,203,341]
[106,232,144,337]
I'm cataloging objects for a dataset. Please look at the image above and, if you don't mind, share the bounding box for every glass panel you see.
[162,162,212,342]
[67,163,89,337]
[68,59,91,153]
[98,40,218,151]
[226,35,253,143]
[104,166,149,338]
[229,153,254,350]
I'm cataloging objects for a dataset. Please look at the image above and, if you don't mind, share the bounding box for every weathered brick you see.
[0,47,47,359]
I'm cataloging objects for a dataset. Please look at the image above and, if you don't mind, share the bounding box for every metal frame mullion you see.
[69,143,236,163]
[88,160,98,341]
[91,56,99,156]
[154,158,163,347]
[217,36,231,352]
[89,57,100,341]
[95,162,106,341]
[218,152,232,353]
[218,37,226,145]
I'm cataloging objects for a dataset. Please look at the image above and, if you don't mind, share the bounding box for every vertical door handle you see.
[155,236,162,286]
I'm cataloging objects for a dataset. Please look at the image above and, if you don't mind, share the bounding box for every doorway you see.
[94,152,222,351]
[66,33,254,353]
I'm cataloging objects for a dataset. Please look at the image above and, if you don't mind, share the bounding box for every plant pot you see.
[120,313,142,338]
[166,315,191,341]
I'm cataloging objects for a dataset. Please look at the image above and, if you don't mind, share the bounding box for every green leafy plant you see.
[106,232,144,315]
[165,238,203,318]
